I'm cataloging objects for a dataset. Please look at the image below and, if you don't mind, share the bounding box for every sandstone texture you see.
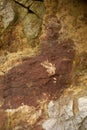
[0,0,87,130]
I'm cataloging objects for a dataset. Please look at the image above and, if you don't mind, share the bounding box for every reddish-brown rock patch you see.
[0,14,75,109]
[2,40,75,109]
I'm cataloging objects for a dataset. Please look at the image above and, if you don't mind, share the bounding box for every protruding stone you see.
[29,1,45,18]
[0,2,15,30]
[48,101,59,118]
[22,14,42,41]
[64,120,75,130]
[42,97,87,130]
[78,97,87,119]
[0,0,7,10]
[42,118,58,130]
[78,97,87,112]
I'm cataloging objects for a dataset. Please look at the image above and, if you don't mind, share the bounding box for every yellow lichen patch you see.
[4,99,49,130]
[0,46,39,75]
[37,97,49,118]
[62,84,87,98]
[5,105,42,126]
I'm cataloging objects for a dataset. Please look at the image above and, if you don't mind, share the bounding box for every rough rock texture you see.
[0,0,75,110]
[0,0,45,51]
[22,14,42,40]
[0,0,7,11]
[42,96,87,130]
[2,41,75,109]
[0,0,15,35]
[0,0,87,130]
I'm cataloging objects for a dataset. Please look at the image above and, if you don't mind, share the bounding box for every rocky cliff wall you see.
[0,0,87,130]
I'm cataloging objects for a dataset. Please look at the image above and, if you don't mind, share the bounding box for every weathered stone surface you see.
[15,3,28,19]
[0,0,7,11]
[0,0,87,130]
[0,2,75,128]
[42,96,87,130]
[14,0,32,6]
[14,0,45,45]
[25,0,33,7]
[22,14,42,41]
[0,1,15,30]
[2,40,75,109]
[29,1,45,18]
[0,0,45,50]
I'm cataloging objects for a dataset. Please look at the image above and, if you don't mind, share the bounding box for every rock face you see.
[42,96,87,130]
[0,0,45,50]
[0,0,7,11]
[0,0,87,130]
[23,14,42,40]
[0,0,15,35]
[1,0,75,109]
[2,41,75,109]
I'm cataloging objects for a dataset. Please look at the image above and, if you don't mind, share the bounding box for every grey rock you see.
[0,0,7,10]
[79,117,87,130]
[60,100,74,121]
[78,97,87,112]
[48,101,59,118]
[22,14,42,41]
[42,118,58,130]
[64,120,75,130]
[42,96,87,130]
[0,2,15,29]
[74,114,83,128]
[78,97,87,119]
[64,100,74,118]
[83,118,87,129]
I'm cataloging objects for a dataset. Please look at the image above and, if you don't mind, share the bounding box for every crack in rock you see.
[14,0,43,18]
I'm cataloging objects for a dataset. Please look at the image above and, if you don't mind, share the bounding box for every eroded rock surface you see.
[0,0,45,51]
[42,96,87,130]
[1,0,75,110]
[0,0,87,130]
[2,40,75,109]
[0,0,15,35]
[0,0,7,11]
